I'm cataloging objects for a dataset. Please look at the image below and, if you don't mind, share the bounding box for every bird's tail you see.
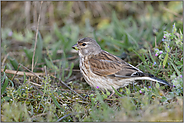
[114,72,171,86]
[139,73,171,86]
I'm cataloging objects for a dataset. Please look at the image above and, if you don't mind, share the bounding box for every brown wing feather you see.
[89,50,142,77]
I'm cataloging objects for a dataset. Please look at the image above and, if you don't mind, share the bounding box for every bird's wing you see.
[88,50,143,77]
[88,51,171,86]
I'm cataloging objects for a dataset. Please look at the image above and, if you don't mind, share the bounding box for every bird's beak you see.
[72,44,79,50]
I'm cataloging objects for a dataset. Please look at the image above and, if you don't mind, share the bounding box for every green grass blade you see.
[148,49,155,63]
[163,53,168,68]
[51,41,62,59]
[9,79,14,87]
[51,93,63,110]
[1,77,9,95]
[111,86,123,97]
[23,72,26,84]
[34,31,43,63]
[169,58,181,75]
[66,62,74,80]
[23,47,32,61]
[8,56,21,70]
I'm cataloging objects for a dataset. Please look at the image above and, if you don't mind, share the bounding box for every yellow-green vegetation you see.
[1,1,183,122]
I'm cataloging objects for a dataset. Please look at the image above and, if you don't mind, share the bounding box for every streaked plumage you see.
[72,37,170,97]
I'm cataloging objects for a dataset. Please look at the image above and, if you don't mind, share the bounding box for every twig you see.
[57,112,77,122]
[11,64,20,81]
[44,66,47,79]
[32,1,43,72]
[1,68,45,77]
[155,36,157,48]
[163,6,180,17]
[19,63,42,80]
[25,1,31,28]
[58,88,87,94]
[136,59,148,68]
[51,75,85,100]
[31,113,47,120]
[2,53,10,67]
[29,81,42,87]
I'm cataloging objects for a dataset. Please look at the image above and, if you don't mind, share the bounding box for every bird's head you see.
[72,37,102,57]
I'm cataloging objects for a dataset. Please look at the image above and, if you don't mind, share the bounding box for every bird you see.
[72,37,170,97]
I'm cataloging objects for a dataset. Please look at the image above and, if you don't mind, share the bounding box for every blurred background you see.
[1,1,183,67]
[1,1,183,31]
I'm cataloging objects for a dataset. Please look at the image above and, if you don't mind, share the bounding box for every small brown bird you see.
[72,37,170,97]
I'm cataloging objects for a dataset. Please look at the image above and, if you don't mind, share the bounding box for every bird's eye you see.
[82,43,86,46]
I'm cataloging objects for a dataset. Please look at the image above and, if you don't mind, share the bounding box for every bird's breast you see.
[79,56,91,77]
